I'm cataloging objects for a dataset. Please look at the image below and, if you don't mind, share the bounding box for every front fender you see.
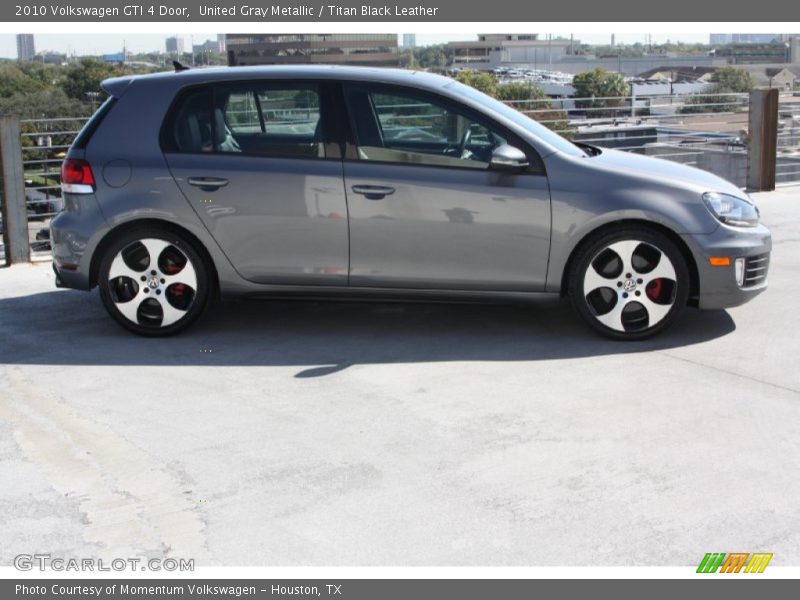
[543,151,722,292]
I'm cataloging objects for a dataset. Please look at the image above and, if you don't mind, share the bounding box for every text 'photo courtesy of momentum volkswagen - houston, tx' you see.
[50,65,771,339]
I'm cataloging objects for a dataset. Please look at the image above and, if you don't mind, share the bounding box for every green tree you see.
[409,44,453,69]
[495,82,574,139]
[0,88,92,163]
[0,64,45,98]
[191,50,227,66]
[16,61,61,87]
[57,58,164,101]
[59,58,126,100]
[495,81,547,102]
[680,68,753,114]
[572,68,628,117]
[710,67,754,93]
[455,70,497,97]
[0,88,90,120]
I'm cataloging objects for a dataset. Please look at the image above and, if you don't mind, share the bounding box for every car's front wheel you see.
[98,228,209,336]
[568,226,690,340]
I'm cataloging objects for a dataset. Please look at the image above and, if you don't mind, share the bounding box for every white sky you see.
[0,33,712,58]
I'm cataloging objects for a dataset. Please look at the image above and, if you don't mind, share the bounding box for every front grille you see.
[742,254,769,288]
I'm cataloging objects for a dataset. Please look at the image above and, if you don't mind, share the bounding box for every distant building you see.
[402,34,417,48]
[791,38,800,64]
[226,34,400,67]
[448,34,577,69]
[217,34,226,53]
[36,51,67,65]
[16,34,35,61]
[713,43,793,64]
[166,36,184,54]
[765,67,798,88]
[710,34,798,45]
[193,39,224,54]
[741,66,800,89]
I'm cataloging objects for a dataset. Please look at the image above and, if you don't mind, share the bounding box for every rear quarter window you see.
[72,96,117,150]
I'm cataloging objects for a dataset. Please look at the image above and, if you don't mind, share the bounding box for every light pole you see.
[629,81,636,117]
[670,69,675,102]
[85,91,100,112]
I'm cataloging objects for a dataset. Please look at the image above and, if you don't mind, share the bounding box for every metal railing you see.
[366,92,753,186]
[776,92,800,186]
[0,117,87,263]
[504,92,751,187]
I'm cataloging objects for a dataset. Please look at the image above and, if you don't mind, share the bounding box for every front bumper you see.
[682,222,772,310]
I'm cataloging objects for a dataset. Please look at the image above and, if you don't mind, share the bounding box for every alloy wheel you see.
[106,238,198,328]
[582,239,678,333]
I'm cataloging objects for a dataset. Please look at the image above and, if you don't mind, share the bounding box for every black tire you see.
[98,227,210,336]
[567,226,690,340]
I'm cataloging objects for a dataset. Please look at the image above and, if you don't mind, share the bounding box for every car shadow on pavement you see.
[0,289,736,377]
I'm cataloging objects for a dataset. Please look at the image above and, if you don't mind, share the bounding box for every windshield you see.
[445,80,586,158]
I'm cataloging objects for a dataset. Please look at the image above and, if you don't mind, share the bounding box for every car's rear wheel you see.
[98,228,209,336]
[568,226,690,340]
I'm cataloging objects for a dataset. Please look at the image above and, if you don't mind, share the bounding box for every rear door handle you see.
[187,177,229,190]
[351,185,395,200]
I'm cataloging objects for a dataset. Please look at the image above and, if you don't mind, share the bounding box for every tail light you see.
[61,159,96,194]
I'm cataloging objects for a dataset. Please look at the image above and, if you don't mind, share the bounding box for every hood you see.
[582,147,745,198]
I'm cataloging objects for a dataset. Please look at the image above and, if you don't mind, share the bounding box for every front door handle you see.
[351,185,395,200]
[187,177,229,190]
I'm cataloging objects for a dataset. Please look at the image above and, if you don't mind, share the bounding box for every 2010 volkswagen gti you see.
[51,66,771,339]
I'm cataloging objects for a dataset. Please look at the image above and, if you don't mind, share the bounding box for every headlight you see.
[702,192,759,227]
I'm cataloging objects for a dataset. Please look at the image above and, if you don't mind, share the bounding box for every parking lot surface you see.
[1,189,799,566]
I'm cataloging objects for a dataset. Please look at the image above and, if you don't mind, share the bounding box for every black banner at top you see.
[3,0,799,22]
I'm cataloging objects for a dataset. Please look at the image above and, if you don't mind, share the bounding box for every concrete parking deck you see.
[1,189,799,566]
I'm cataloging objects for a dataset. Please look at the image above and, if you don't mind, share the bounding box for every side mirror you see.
[489,144,529,172]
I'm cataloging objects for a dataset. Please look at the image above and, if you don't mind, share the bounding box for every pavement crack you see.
[657,351,800,395]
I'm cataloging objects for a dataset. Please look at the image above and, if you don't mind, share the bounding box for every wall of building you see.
[502,46,571,64]
[226,34,400,67]
[792,38,800,64]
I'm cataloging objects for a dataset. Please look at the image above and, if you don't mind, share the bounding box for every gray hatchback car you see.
[51,65,771,339]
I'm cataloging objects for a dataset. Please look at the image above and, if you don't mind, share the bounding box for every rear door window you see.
[164,82,330,159]
[218,83,323,158]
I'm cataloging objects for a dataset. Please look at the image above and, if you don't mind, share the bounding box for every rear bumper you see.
[49,193,107,291]
[682,223,772,310]
[52,261,92,290]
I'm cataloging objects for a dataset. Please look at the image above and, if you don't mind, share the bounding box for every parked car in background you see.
[51,66,771,338]
[24,179,63,221]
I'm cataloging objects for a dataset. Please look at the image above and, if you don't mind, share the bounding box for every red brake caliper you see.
[646,279,663,302]
[163,260,185,296]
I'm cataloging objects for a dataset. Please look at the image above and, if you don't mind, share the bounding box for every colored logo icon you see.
[697,552,773,573]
